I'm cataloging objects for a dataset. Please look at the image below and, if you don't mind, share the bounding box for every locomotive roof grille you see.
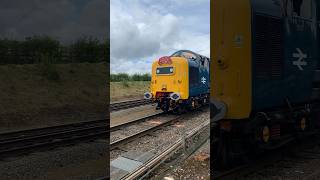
[170,50,210,64]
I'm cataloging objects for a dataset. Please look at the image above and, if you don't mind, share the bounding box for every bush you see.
[121,80,129,87]
[111,73,151,82]
[38,53,60,81]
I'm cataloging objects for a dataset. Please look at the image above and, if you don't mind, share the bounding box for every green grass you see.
[110,81,150,102]
[0,63,108,131]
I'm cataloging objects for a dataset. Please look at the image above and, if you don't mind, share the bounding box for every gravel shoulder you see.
[156,140,210,180]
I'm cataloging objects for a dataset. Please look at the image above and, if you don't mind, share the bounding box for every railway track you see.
[110,112,164,132]
[110,99,153,112]
[110,105,210,149]
[121,120,210,179]
[0,119,107,158]
[110,114,180,150]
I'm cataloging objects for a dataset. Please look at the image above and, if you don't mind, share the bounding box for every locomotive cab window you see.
[171,51,197,60]
[156,67,174,75]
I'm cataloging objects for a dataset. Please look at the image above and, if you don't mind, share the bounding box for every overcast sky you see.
[0,0,109,44]
[110,0,210,74]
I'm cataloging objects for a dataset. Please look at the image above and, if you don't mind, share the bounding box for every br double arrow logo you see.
[201,77,206,84]
[292,48,307,71]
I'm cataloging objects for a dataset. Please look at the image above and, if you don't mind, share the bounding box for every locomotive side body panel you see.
[211,0,252,119]
[252,0,319,111]
[188,59,210,98]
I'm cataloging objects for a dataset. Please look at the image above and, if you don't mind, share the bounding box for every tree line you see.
[111,73,151,82]
[0,36,109,64]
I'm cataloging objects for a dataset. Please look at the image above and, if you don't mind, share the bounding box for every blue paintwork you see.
[188,59,210,97]
[251,0,319,111]
[251,0,282,18]
[171,50,210,98]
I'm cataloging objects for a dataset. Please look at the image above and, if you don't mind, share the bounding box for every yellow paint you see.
[211,0,252,119]
[150,57,189,99]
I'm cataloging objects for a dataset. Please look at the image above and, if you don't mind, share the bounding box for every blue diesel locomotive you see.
[144,50,210,113]
[211,0,320,168]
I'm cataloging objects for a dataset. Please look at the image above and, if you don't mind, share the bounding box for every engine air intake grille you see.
[254,15,284,79]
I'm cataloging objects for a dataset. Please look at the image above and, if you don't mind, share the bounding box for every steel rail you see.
[0,120,107,158]
[0,119,107,142]
[110,116,181,150]
[110,112,164,132]
[110,99,153,111]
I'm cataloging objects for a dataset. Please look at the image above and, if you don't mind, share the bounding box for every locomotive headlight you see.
[170,93,180,101]
[144,92,152,100]
[169,68,173,73]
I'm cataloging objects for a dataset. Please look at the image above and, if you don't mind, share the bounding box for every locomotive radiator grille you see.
[254,15,284,79]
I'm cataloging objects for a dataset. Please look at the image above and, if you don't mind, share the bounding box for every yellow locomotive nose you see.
[162,84,167,91]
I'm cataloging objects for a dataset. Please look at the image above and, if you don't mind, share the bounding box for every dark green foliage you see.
[111,73,151,82]
[71,36,103,63]
[37,53,60,81]
[0,36,109,64]
[121,80,130,87]
[111,73,130,81]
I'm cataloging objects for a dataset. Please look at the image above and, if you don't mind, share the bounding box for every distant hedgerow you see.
[111,73,151,82]
[0,35,109,64]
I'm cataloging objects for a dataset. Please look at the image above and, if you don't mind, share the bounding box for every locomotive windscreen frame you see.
[156,67,174,75]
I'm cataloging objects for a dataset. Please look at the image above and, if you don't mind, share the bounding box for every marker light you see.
[144,92,152,100]
[170,93,180,101]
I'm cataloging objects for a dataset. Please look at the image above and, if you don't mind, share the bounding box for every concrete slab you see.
[111,156,143,172]
[121,150,155,163]
[110,166,128,180]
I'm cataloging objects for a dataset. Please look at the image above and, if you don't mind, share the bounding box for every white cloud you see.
[110,0,210,74]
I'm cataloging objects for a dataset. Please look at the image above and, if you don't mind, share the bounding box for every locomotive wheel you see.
[192,100,196,109]
[299,117,307,131]
[161,100,170,113]
[261,125,270,143]
[172,106,181,114]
